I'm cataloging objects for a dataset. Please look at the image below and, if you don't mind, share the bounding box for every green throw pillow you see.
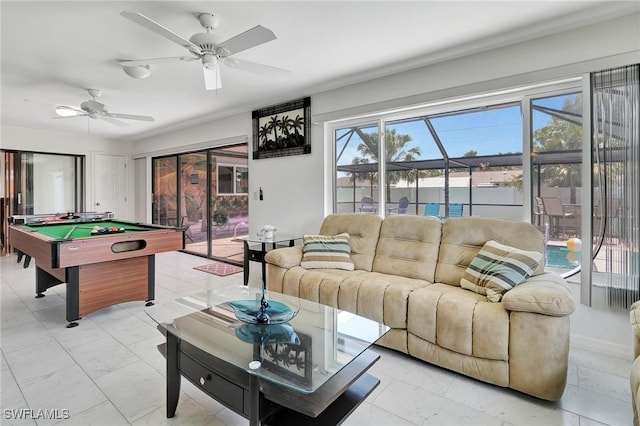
[460,240,542,302]
[301,233,354,271]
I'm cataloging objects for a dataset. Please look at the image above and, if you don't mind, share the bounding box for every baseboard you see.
[570,333,633,360]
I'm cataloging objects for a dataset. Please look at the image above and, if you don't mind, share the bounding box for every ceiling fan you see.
[120,11,290,90]
[25,89,154,127]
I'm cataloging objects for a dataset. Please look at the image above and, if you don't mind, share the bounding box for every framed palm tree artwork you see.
[262,331,312,386]
[252,97,311,159]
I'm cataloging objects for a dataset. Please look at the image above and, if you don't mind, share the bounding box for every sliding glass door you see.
[1,150,84,254]
[151,143,249,264]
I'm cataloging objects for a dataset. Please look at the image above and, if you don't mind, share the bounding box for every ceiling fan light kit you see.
[123,64,151,79]
[55,106,78,117]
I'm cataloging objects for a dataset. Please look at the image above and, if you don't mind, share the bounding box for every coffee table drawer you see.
[180,352,244,412]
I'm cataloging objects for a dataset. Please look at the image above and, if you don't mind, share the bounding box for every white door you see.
[93,154,127,218]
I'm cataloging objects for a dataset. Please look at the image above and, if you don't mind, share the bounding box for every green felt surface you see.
[22,221,152,239]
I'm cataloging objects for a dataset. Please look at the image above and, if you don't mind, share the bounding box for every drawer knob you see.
[199,374,212,386]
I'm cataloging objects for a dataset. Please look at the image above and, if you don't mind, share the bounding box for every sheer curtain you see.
[589,64,639,309]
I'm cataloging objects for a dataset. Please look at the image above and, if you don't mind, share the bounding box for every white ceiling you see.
[2,1,637,142]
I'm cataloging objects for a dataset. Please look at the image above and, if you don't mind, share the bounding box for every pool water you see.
[546,245,581,269]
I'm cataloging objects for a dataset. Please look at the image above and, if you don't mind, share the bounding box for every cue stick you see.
[63,225,78,239]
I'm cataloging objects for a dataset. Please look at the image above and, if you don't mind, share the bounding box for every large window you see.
[218,165,249,195]
[334,103,524,219]
[530,92,583,272]
[152,143,249,264]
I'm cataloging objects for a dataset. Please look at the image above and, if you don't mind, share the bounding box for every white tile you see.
[0,406,37,426]
[1,352,29,410]
[131,393,226,426]
[19,364,107,426]
[50,319,111,349]
[373,379,504,425]
[345,401,414,425]
[0,302,39,329]
[1,321,53,353]
[570,346,633,379]
[3,337,75,385]
[127,333,168,376]
[559,383,633,426]
[212,407,248,426]
[97,314,160,346]
[94,360,165,422]
[55,401,129,426]
[66,334,142,379]
[577,364,632,403]
[443,375,580,426]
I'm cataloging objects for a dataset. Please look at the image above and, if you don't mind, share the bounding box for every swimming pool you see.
[546,245,580,269]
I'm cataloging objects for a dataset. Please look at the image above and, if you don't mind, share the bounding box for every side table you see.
[238,234,301,286]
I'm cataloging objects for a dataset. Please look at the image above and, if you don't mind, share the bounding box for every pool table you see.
[9,219,184,327]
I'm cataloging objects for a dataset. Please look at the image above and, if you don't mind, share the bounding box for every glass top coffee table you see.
[146,284,389,426]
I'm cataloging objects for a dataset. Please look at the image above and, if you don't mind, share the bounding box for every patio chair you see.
[423,203,440,217]
[397,197,409,214]
[448,203,463,217]
[180,216,195,242]
[541,197,574,238]
[360,196,376,213]
[534,196,546,230]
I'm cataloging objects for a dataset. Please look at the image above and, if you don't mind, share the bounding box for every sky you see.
[336,93,580,170]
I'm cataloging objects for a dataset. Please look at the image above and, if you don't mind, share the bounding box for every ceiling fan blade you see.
[223,58,291,80]
[100,116,129,127]
[203,67,222,90]
[120,11,202,55]
[120,56,198,66]
[105,112,155,122]
[24,98,58,107]
[52,114,87,120]
[218,25,276,55]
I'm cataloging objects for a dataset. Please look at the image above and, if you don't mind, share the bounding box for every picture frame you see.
[252,97,311,159]
[262,331,312,386]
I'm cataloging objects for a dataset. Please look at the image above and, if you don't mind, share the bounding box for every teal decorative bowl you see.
[227,299,298,324]
[234,323,300,346]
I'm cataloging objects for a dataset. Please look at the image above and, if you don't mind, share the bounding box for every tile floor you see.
[0,251,633,425]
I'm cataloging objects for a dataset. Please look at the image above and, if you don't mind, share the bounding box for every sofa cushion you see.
[300,233,354,271]
[460,240,542,302]
[319,214,382,271]
[372,215,441,282]
[435,217,545,286]
[280,267,430,329]
[407,284,509,361]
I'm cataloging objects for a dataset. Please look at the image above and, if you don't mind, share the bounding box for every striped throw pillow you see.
[301,233,354,271]
[460,240,542,302]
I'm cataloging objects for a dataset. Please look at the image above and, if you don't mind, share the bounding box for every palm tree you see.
[288,114,304,146]
[352,128,421,202]
[277,115,291,146]
[267,115,282,149]
[533,96,582,203]
[258,123,271,149]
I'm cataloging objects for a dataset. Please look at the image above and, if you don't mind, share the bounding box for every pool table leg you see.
[35,267,62,298]
[65,266,80,328]
[145,255,155,307]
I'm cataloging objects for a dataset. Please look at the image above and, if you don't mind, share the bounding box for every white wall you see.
[129,12,639,353]
[1,124,135,218]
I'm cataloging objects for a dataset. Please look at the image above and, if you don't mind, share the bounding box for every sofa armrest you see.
[501,273,575,316]
[265,246,303,269]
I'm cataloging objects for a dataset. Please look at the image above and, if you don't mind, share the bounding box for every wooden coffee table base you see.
[160,333,380,425]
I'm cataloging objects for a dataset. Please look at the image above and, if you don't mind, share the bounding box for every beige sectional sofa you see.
[265,214,576,401]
